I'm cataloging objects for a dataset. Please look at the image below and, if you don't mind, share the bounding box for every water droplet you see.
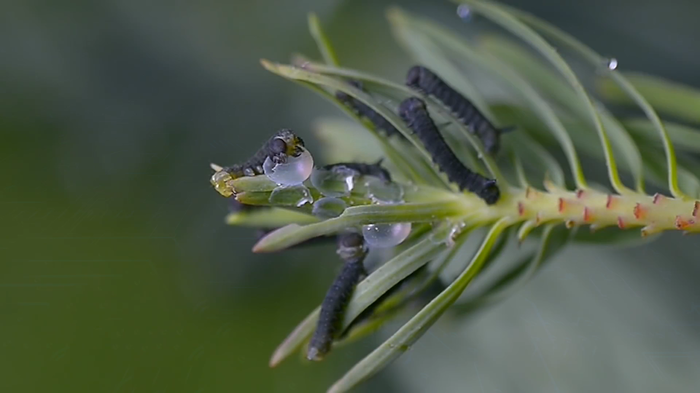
[606,58,618,70]
[312,197,347,219]
[263,148,314,186]
[457,4,472,20]
[366,177,403,204]
[269,185,313,207]
[310,167,355,197]
[430,223,464,246]
[362,223,412,248]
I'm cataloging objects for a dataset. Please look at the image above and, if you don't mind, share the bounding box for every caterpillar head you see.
[336,232,367,262]
[477,179,501,206]
[405,65,429,91]
[398,96,427,120]
[271,129,306,164]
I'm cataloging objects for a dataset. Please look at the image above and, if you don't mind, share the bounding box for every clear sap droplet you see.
[362,223,412,248]
[366,177,403,204]
[430,223,464,246]
[263,149,314,186]
[312,197,346,219]
[457,4,472,20]
[269,185,313,207]
[606,58,618,70]
[310,167,355,197]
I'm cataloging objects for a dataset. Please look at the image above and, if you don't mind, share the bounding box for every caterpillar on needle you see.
[406,65,509,154]
[398,97,500,205]
[210,129,312,197]
[307,232,368,361]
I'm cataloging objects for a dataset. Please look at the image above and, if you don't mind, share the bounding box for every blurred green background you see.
[2,0,700,392]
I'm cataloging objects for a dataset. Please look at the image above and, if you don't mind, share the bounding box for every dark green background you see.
[2,0,700,392]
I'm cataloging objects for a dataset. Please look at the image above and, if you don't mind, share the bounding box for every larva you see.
[398,97,500,205]
[406,65,503,154]
[307,232,367,361]
[336,80,402,137]
[222,129,305,178]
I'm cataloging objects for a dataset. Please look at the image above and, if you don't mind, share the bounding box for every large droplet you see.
[366,177,403,204]
[456,4,472,21]
[362,223,412,248]
[312,197,347,219]
[606,58,618,70]
[263,148,314,186]
[310,167,355,197]
[269,185,313,207]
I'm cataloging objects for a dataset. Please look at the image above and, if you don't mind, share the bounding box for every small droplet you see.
[429,223,464,246]
[263,148,314,186]
[366,177,403,204]
[312,197,347,219]
[310,167,355,197]
[362,223,412,248]
[606,58,618,70]
[456,4,472,20]
[269,185,313,207]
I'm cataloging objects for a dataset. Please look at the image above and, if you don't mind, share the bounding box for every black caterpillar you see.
[323,159,392,183]
[406,65,504,154]
[398,97,500,205]
[336,80,402,138]
[307,232,367,361]
[222,129,305,178]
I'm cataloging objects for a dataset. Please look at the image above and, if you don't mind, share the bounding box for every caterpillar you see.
[211,129,306,197]
[336,80,402,137]
[406,65,504,154]
[222,129,305,178]
[307,232,367,361]
[323,159,392,183]
[398,97,500,205]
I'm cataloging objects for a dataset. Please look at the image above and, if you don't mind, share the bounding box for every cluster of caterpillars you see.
[337,65,508,206]
[215,64,512,362]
